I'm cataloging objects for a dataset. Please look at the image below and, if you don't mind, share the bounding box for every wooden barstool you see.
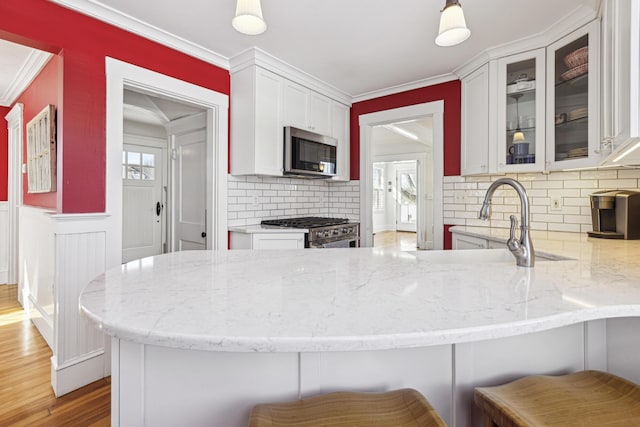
[474,370,640,426]
[249,388,447,426]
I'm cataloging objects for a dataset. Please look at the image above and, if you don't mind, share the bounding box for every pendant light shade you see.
[435,0,471,47]
[232,0,267,35]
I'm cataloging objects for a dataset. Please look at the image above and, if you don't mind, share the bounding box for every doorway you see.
[362,102,443,250]
[121,88,209,263]
[106,58,228,270]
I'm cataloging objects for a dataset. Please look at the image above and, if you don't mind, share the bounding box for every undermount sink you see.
[409,248,572,264]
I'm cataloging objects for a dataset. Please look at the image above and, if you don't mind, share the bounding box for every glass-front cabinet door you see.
[546,20,602,170]
[496,49,546,172]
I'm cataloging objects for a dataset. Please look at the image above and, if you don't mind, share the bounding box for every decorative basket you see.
[563,46,588,68]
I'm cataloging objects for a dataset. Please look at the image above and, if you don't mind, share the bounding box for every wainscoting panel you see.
[19,205,56,347]
[54,231,106,365]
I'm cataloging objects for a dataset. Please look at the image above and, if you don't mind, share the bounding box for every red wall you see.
[0,106,9,201]
[17,55,60,209]
[349,80,461,179]
[0,0,230,213]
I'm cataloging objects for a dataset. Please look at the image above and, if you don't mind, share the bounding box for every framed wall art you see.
[26,104,56,193]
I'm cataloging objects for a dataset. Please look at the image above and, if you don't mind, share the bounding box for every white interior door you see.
[395,163,418,233]
[122,144,165,263]
[173,128,207,251]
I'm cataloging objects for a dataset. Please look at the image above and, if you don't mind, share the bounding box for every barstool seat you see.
[474,370,640,426]
[249,388,446,426]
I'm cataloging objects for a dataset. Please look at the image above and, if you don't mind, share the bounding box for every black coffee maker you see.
[588,190,640,239]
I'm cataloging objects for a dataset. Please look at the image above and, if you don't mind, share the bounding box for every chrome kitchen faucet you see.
[479,178,535,267]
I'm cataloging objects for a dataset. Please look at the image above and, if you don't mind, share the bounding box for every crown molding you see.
[229,47,353,106]
[352,73,459,104]
[0,51,52,107]
[454,5,599,79]
[51,0,230,70]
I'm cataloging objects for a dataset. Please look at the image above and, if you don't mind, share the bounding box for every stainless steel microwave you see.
[284,126,337,178]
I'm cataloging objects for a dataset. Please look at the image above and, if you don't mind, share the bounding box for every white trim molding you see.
[106,57,229,270]
[51,0,229,70]
[359,101,444,250]
[229,47,352,106]
[0,202,8,284]
[0,51,52,107]
[353,74,458,104]
[5,103,23,288]
[454,5,598,79]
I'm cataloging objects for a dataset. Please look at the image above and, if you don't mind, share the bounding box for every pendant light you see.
[232,0,267,35]
[435,0,471,47]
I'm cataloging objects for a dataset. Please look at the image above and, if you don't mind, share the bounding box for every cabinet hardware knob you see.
[201,232,207,238]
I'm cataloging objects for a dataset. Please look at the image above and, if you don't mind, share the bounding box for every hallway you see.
[373,231,418,252]
[0,285,110,426]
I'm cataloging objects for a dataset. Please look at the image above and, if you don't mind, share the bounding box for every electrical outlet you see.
[550,197,562,211]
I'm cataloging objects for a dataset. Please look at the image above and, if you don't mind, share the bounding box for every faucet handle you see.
[509,215,518,241]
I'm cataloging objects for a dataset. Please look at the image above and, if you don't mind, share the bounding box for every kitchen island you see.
[80,231,640,426]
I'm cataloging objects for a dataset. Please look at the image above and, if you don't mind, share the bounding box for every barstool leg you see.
[482,414,498,427]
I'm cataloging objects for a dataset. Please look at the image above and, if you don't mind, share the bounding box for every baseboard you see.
[51,350,106,397]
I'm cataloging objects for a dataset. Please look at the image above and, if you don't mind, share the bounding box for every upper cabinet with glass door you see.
[546,20,602,170]
[496,49,546,172]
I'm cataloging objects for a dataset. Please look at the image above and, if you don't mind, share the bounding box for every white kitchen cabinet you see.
[283,80,332,137]
[496,49,546,173]
[600,0,640,166]
[452,233,488,250]
[230,231,305,250]
[461,63,495,175]
[231,66,284,176]
[331,101,351,181]
[546,20,603,170]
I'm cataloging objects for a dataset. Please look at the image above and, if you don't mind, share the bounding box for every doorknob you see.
[156,202,162,216]
[201,232,207,238]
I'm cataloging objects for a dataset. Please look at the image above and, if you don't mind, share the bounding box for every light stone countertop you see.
[79,230,640,353]
[228,224,309,233]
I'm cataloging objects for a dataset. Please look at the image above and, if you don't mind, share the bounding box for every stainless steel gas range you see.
[261,217,360,248]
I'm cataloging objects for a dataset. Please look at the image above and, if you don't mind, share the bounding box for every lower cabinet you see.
[451,233,489,250]
[230,231,305,250]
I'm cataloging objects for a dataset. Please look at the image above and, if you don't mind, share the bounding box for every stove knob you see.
[348,227,354,233]
[333,229,339,235]
[316,231,324,238]
[324,231,330,237]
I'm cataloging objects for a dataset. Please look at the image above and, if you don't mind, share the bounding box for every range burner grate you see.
[261,217,350,229]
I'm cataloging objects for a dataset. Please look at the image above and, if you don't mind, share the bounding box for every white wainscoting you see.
[49,212,110,396]
[19,205,56,347]
[0,202,8,284]
[18,206,111,396]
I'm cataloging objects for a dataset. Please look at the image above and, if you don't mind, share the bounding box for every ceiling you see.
[123,89,204,126]
[0,39,52,107]
[372,117,433,155]
[1,0,599,106]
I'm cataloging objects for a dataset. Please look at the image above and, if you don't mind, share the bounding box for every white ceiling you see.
[0,39,52,107]
[372,117,433,156]
[77,0,598,97]
[123,89,204,125]
[1,0,599,105]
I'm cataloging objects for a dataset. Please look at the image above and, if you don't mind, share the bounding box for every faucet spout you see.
[478,178,535,267]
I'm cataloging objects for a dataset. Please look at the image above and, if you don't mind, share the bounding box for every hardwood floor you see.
[373,231,418,251]
[0,285,110,426]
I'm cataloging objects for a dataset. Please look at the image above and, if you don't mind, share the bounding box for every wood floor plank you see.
[0,285,110,425]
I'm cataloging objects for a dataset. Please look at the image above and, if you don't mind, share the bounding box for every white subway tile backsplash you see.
[563,180,598,189]
[443,169,635,232]
[600,179,638,189]
[617,169,640,179]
